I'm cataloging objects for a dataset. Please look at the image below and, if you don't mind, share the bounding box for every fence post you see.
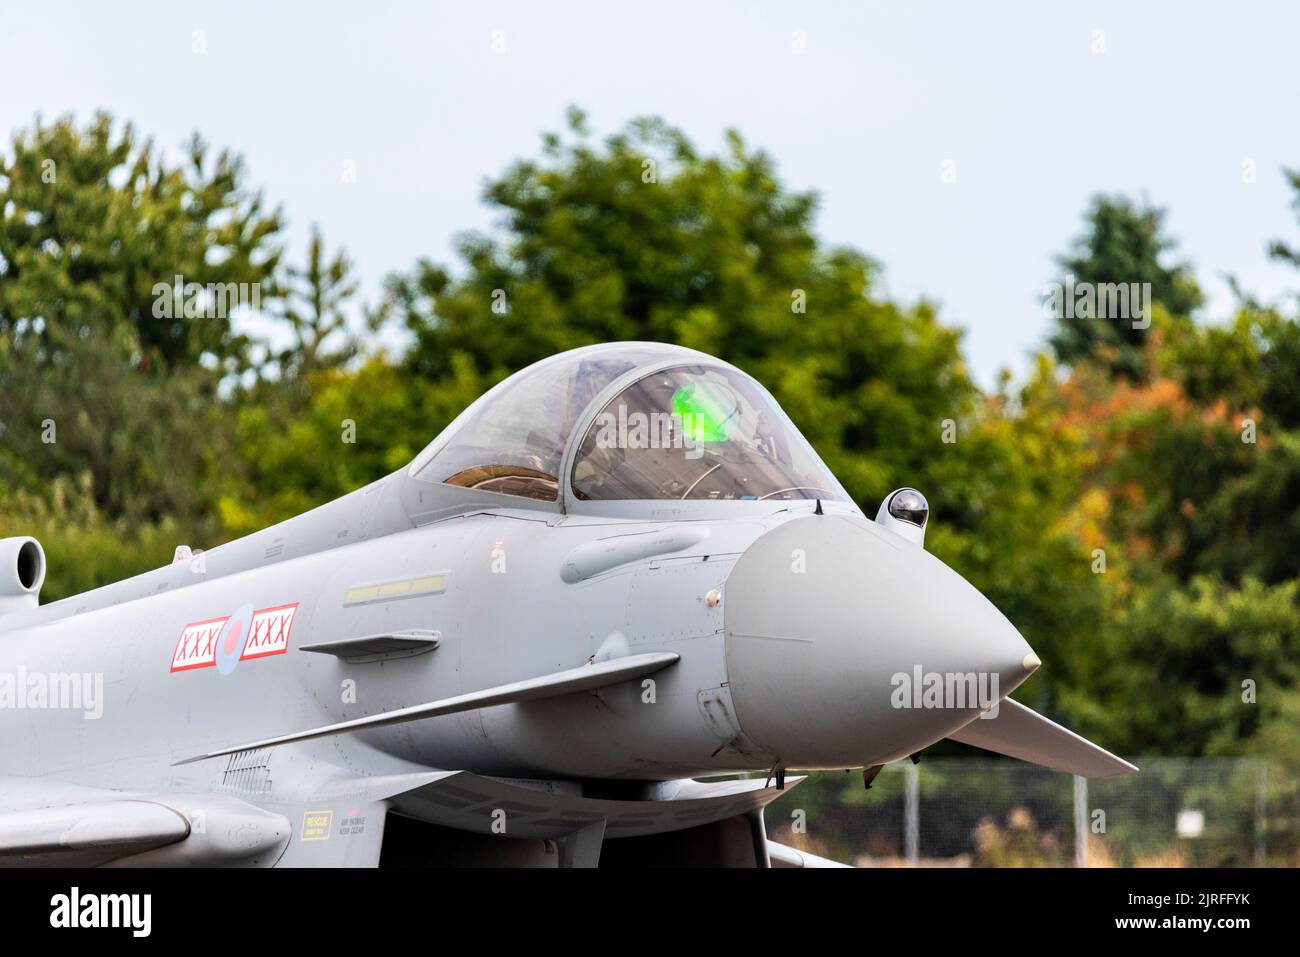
[1073,774,1088,868]
[904,760,919,866]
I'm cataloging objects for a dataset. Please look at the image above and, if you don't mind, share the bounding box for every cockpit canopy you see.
[572,364,844,502]
[410,343,848,507]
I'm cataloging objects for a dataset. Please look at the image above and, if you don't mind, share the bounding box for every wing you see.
[947,698,1137,779]
[176,651,679,764]
[0,799,189,867]
[766,840,852,868]
[0,778,291,867]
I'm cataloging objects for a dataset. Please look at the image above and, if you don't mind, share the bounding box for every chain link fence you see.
[763,758,1298,867]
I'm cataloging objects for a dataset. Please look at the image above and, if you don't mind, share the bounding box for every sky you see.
[4,0,1300,386]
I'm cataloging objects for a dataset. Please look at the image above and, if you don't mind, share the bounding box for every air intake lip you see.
[0,536,46,615]
[17,540,42,590]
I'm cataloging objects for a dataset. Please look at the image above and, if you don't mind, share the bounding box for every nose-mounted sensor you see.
[875,487,929,546]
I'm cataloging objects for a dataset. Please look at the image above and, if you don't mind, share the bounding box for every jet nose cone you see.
[724,514,1038,769]
[917,554,1039,692]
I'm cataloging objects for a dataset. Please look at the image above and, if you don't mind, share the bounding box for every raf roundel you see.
[214,604,256,676]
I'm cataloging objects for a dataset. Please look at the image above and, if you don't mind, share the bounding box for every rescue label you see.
[301,810,333,841]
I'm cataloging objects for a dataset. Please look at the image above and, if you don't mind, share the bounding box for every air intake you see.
[0,536,46,616]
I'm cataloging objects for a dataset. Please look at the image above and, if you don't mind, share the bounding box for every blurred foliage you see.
[218,356,484,535]
[0,112,283,373]
[1049,195,1203,381]
[0,112,281,525]
[0,476,217,602]
[971,807,1070,868]
[3,109,1300,773]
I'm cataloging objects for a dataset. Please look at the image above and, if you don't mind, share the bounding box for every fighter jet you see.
[0,342,1135,867]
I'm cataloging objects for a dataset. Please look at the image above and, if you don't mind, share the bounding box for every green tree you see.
[271,225,360,384]
[1049,196,1202,380]
[0,113,285,521]
[1065,575,1300,757]
[1267,166,1300,272]
[0,335,231,521]
[219,355,485,535]
[0,112,284,374]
